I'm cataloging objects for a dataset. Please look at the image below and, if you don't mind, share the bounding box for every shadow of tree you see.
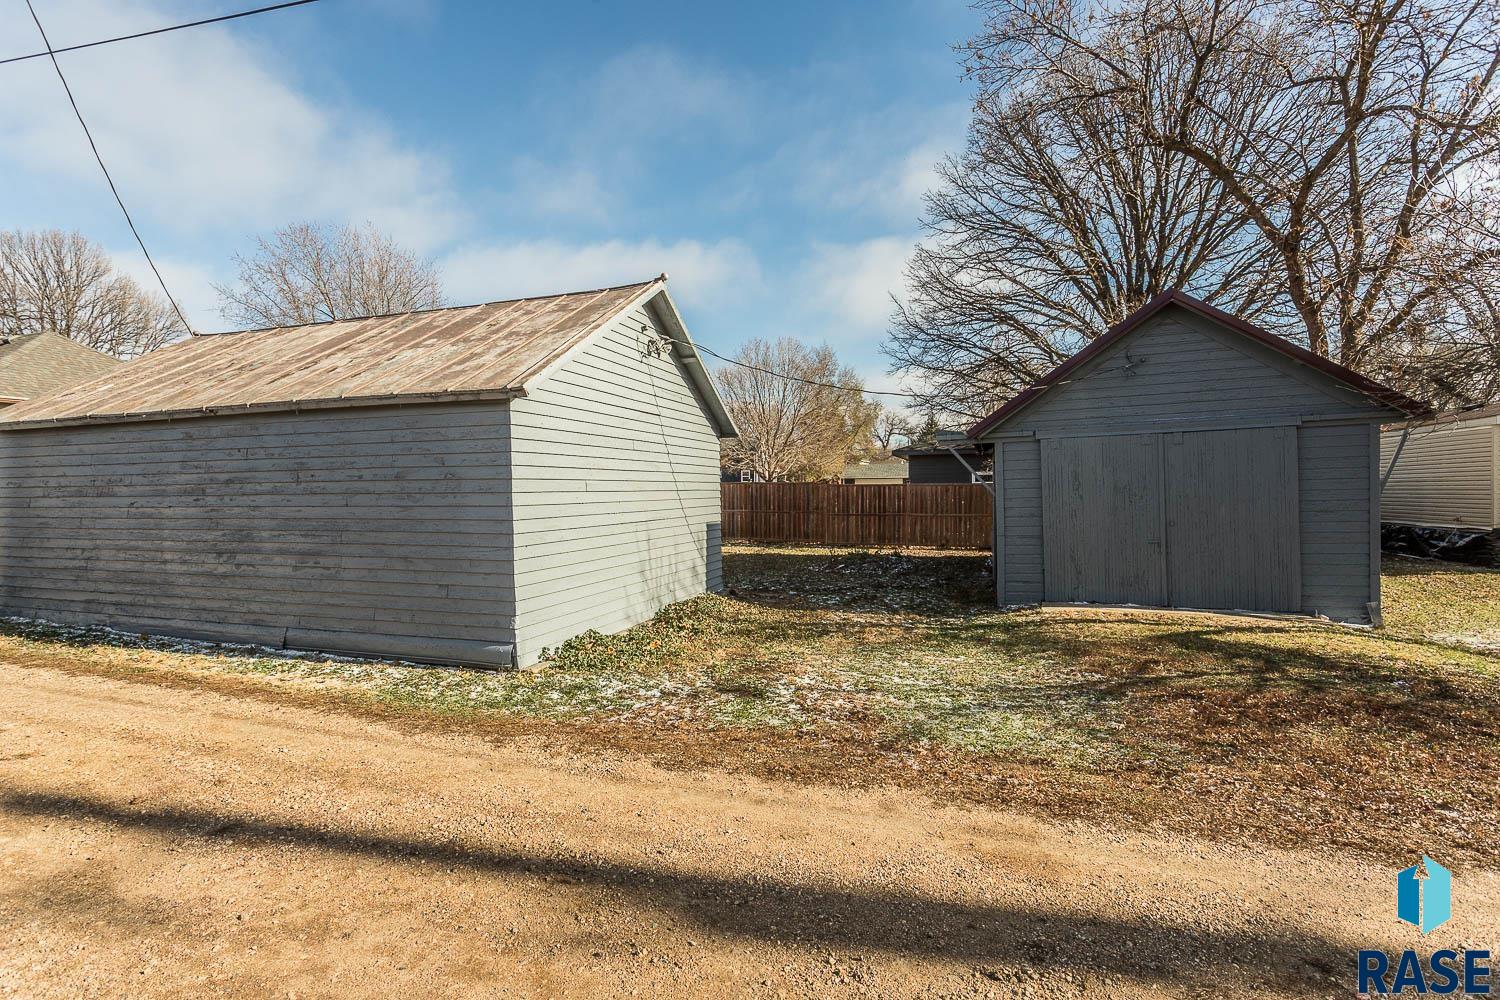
[1,788,1351,994]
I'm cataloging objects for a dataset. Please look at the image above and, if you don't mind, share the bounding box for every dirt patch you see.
[2,664,1494,999]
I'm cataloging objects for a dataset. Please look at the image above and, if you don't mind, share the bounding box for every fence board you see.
[721,483,992,549]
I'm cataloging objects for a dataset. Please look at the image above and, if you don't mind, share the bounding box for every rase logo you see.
[1356,857,1492,996]
[1398,856,1453,934]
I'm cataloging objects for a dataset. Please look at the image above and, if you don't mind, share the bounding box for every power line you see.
[693,340,1134,403]
[25,0,194,334]
[692,341,929,400]
[1,0,321,67]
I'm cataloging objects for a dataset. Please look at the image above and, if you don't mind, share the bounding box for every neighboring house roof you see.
[0,276,737,436]
[842,457,909,481]
[893,429,984,458]
[0,331,120,403]
[968,289,1430,438]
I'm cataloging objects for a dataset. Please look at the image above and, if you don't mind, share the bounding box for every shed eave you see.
[0,386,527,431]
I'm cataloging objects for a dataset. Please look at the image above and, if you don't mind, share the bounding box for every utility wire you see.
[25,0,194,334]
[693,341,928,400]
[694,340,1135,403]
[2,0,320,67]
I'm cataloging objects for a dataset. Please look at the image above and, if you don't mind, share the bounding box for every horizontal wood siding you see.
[0,403,517,662]
[998,440,1043,603]
[508,302,722,666]
[1380,422,1496,530]
[722,483,992,549]
[1299,423,1375,622]
[1012,311,1371,435]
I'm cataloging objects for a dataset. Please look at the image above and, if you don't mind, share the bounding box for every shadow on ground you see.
[2,787,1349,994]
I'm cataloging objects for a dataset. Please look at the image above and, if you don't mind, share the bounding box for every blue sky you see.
[0,0,977,394]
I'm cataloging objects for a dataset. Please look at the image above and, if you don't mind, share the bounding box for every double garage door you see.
[1039,427,1300,613]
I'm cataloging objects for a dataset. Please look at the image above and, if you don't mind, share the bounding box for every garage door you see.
[1041,434,1166,605]
[1041,428,1299,613]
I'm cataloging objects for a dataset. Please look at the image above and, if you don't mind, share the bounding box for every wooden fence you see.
[721,483,992,549]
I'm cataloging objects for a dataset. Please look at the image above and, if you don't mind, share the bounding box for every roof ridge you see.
[199,275,667,338]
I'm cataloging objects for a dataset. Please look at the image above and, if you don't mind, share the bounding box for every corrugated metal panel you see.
[1041,434,1166,605]
[1380,423,1496,529]
[1164,427,1299,612]
[0,279,661,428]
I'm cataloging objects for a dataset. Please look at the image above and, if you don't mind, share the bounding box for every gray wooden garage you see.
[0,276,735,668]
[969,291,1428,624]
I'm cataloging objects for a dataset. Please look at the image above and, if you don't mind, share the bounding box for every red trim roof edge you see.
[967,289,1430,439]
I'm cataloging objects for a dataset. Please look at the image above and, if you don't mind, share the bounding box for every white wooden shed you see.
[0,276,735,668]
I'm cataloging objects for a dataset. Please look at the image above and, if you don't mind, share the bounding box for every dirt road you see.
[0,663,1493,999]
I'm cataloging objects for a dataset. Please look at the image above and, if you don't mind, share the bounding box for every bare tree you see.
[887,6,1281,419]
[872,408,914,452]
[0,229,186,358]
[216,222,444,328]
[715,339,881,482]
[917,0,1500,411]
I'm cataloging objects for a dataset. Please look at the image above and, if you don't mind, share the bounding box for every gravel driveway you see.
[1,662,1493,998]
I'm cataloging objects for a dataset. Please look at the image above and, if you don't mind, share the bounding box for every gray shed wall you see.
[983,307,1390,624]
[0,403,517,665]
[508,301,724,666]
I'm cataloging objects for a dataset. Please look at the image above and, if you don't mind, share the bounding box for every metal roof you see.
[969,289,1430,438]
[0,278,675,429]
[0,331,120,403]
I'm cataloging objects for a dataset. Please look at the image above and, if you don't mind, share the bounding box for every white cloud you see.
[439,237,762,310]
[505,158,613,223]
[108,248,225,332]
[804,236,913,331]
[0,0,465,252]
[748,100,969,225]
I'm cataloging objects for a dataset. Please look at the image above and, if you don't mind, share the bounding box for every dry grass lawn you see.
[2,546,1495,866]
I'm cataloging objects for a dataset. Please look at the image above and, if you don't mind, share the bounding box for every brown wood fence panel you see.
[721,483,992,549]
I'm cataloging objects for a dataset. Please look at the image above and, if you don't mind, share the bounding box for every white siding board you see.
[1380,422,1496,529]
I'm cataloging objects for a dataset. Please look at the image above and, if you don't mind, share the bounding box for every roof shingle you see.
[0,332,121,403]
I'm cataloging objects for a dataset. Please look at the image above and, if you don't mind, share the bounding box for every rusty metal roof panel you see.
[0,279,661,429]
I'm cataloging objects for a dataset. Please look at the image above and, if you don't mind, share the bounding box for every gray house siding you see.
[980,305,1396,624]
[1380,420,1497,530]
[507,301,723,666]
[907,454,976,484]
[0,404,517,665]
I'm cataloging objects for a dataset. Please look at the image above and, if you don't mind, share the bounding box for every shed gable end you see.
[992,307,1377,435]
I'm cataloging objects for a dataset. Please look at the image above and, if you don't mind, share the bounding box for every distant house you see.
[0,332,120,407]
[720,467,765,483]
[970,289,1427,625]
[1381,403,1498,531]
[893,430,989,484]
[0,276,736,669]
[841,457,909,485]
